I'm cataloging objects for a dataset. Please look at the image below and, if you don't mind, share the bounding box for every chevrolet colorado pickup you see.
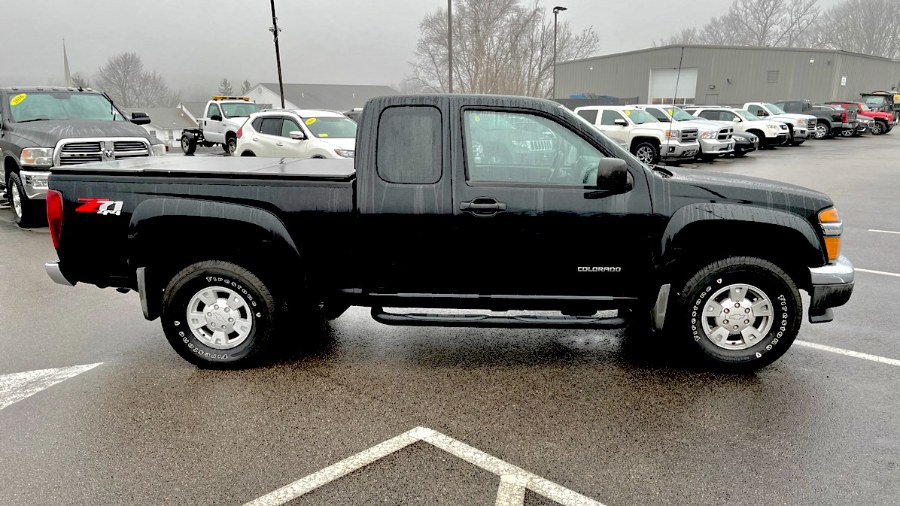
[44,95,854,372]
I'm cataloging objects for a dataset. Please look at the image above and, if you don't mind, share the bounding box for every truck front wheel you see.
[181,134,197,155]
[161,261,277,368]
[632,141,659,165]
[7,172,43,228]
[870,120,886,135]
[670,256,801,372]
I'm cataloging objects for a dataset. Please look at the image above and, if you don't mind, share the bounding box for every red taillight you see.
[47,190,63,250]
[236,127,243,138]
[841,112,847,122]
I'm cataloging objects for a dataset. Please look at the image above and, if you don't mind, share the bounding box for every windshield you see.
[301,116,358,139]
[763,103,787,114]
[221,102,263,118]
[624,109,658,125]
[858,103,871,111]
[863,96,889,107]
[7,91,125,122]
[735,110,758,121]
[668,107,695,121]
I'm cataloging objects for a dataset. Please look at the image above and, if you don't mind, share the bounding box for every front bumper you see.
[20,169,50,200]
[660,141,700,160]
[792,127,809,140]
[699,138,734,156]
[808,256,854,323]
[46,262,76,287]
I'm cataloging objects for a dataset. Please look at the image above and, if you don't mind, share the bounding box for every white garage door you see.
[649,68,698,105]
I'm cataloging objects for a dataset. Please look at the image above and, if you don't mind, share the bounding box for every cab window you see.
[576,109,598,124]
[600,110,625,126]
[259,117,283,136]
[463,110,605,186]
[207,104,221,119]
[281,118,302,138]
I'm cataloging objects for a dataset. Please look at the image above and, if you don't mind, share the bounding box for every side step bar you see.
[371,307,627,329]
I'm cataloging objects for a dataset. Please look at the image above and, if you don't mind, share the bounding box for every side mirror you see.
[289,130,306,140]
[732,117,742,123]
[210,114,223,122]
[130,112,151,125]
[613,119,628,127]
[594,158,631,191]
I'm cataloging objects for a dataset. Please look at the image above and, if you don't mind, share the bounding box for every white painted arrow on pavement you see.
[0,363,102,411]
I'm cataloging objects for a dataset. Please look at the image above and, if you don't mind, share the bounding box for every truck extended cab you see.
[181,96,264,155]
[774,99,857,139]
[44,95,854,372]
[743,102,815,145]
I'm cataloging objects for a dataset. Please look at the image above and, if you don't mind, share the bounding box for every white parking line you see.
[796,341,900,367]
[0,363,102,411]
[856,268,900,278]
[244,426,605,506]
[868,229,900,235]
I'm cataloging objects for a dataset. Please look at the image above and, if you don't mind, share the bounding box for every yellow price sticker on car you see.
[10,93,27,106]
[305,117,317,125]
[319,133,329,138]
[667,109,674,115]
[624,110,631,116]
[473,114,481,122]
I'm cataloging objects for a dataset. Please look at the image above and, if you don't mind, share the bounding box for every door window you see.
[600,110,626,126]
[463,110,605,186]
[259,117,283,136]
[376,105,442,184]
[207,104,221,119]
[576,109,598,124]
[748,105,765,117]
[281,118,302,138]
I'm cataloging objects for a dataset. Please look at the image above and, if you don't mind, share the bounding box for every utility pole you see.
[552,6,567,99]
[269,0,286,108]
[448,0,453,94]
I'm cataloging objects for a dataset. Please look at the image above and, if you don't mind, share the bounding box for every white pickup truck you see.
[573,105,699,164]
[742,102,815,145]
[686,106,790,147]
[634,105,734,162]
[181,96,264,155]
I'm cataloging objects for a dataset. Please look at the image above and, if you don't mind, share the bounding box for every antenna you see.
[672,45,685,107]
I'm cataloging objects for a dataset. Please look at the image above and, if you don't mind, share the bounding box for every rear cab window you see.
[376,106,442,184]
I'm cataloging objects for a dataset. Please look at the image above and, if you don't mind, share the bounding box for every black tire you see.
[870,120,886,135]
[791,139,805,146]
[7,172,44,228]
[700,153,717,163]
[631,141,659,165]
[668,256,801,372]
[181,134,197,155]
[225,135,237,155]
[733,150,747,158]
[814,122,831,140]
[160,261,277,368]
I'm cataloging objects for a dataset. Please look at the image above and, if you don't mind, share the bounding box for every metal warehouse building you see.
[555,45,900,106]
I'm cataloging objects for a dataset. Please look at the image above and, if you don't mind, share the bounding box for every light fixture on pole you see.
[269,0,285,108]
[552,6,567,99]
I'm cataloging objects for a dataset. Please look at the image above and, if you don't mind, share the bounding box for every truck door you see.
[452,107,652,297]
[204,103,224,143]
[747,104,769,118]
[595,110,630,144]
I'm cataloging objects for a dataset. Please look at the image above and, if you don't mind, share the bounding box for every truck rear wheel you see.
[160,261,277,368]
[224,135,237,155]
[814,122,830,139]
[669,256,801,372]
[181,134,197,155]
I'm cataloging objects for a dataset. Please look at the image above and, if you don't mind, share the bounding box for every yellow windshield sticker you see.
[667,109,674,115]
[624,110,631,116]
[319,133,329,138]
[10,93,27,106]
[305,117,317,126]
[473,114,481,122]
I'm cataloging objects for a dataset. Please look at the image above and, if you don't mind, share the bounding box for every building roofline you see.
[558,44,900,66]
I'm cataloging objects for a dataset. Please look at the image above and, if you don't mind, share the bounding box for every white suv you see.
[573,106,700,164]
[686,107,789,147]
[236,109,357,159]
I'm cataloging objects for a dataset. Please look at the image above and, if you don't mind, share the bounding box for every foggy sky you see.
[2,0,842,100]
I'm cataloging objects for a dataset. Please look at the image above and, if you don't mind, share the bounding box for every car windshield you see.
[863,96,889,107]
[7,91,126,122]
[858,103,871,111]
[735,110,758,121]
[221,102,263,118]
[763,103,787,114]
[301,116,358,138]
[624,109,658,124]
[668,107,695,121]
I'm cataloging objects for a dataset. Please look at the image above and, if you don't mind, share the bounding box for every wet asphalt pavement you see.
[1,134,898,505]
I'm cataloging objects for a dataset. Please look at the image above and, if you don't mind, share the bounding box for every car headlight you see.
[151,144,166,156]
[664,130,680,138]
[700,131,713,139]
[334,148,355,158]
[20,147,54,167]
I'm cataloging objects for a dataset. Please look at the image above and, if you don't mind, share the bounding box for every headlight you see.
[151,144,166,156]
[334,148,355,158]
[664,130,680,138]
[20,147,54,167]
[700,131,713,139]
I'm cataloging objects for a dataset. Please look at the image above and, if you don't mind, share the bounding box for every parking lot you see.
[1,135,898,505]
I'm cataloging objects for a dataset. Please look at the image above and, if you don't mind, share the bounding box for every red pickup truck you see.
[826,101,895,135]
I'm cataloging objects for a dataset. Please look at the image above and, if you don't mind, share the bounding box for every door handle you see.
[275,143,283,147]
[252,137,258,142]
[460,198,507,216]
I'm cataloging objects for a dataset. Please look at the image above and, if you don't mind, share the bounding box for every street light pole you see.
[269,0,286,108]
[552,6,567,99]
[448,0,453,94]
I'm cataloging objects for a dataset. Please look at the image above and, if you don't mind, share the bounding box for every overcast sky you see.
[1,0,842,100]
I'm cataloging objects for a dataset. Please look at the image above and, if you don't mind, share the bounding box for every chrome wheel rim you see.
[872,123,883,135]
[10,181,22,219]
[815,124,827,139]
[186,286,253,350]
[635,145,654,163]
[181,137,190,151]
[700,283,774,351]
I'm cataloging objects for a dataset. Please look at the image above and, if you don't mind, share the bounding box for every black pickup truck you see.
[44,95,854,371]
[774,99,857,139]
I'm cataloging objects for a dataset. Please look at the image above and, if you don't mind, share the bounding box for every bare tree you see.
[811,0,900,59]
[71,72,91,89]
[406,0,599,97]
[218,78,234,95]
[240,80,253,95]
[95,52,178,107]
[653,28,701,47]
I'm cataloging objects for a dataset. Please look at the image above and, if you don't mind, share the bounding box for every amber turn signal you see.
[824,236,841,262]
[818,207,840,223]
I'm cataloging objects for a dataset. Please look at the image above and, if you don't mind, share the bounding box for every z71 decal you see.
[75,198,124,216]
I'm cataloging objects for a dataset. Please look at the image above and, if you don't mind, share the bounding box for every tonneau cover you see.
[50,156,356,180]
